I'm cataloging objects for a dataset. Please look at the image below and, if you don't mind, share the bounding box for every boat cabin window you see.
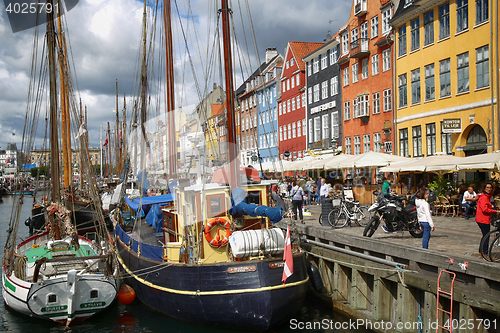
[48,294,57,303]
[207,193,226,217]
[247,191,261,205]
[90,290,98,299]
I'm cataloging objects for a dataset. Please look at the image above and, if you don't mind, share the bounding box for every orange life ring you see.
[204,217,231,248]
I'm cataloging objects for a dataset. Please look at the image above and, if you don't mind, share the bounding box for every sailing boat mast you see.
[163,0,177,180]
[56,0,72,188]
[115,79,121,177]
[220,0,239,189]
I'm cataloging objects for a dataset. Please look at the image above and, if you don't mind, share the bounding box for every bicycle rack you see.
[436,269,456,333]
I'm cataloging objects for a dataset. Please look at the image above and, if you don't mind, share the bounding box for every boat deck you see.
[25,243,96,263]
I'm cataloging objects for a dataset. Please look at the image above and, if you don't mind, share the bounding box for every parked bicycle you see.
[479,219,500,261]
[327,196,370,228]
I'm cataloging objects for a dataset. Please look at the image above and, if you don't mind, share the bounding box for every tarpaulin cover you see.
[124,194,173,212]
[146,204,163,233]
[114,223,163,261]
[229,187,284,224]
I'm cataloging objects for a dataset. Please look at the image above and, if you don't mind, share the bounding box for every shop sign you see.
[442,119,462,133]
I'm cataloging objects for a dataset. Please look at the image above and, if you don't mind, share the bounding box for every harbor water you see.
[0,195,369,333]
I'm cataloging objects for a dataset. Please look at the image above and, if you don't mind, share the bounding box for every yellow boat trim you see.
[116,250,309,296]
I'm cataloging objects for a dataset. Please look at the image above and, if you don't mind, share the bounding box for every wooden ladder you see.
[436,270,456,333]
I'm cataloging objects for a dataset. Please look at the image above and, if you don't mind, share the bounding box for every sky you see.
[0,0,352,151]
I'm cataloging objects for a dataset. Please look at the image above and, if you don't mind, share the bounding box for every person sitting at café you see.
[462,186,478,220]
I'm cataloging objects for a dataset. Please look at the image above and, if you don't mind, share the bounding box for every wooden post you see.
[333,262,349,302]
[373,275,392,321]
[351,268,370,310]
[396,284,417,332]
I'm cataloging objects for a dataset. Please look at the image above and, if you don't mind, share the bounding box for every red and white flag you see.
[103,137,109,147]
[282,224,293,285]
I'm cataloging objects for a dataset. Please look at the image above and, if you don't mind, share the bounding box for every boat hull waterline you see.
[115,235,309,330]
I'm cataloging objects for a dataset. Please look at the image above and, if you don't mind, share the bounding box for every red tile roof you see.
[380,0,391,6]
[288,41,324,71]
[212,103,225,116]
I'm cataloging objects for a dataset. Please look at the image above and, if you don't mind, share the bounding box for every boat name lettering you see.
[227,265,257,274]
[269,262,284,269]
[80,301,106,308]
[41,305,68,312]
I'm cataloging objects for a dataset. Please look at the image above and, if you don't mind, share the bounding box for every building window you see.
[476,45,489,88]
[332,112,339,139]
[351,27,358,44]
[344,101,351,121]
[321,81,328,99]
[342,33,349,55]
[314,117,321,142]
[385,141,393,154]
[412,126,422,157]
[321,53,328,69]
[288,124,291,140]
[302,119,306,139]
[345,137,352,155]
[411,68,421,105]
[457,52,469,94]
[373,92,380,114]
[354,136,361,155]
[441,122,453,154]
[382,49,390,72]
[296,74,300,86]
[343,67,349,86]
[374,133,381,152]
[398,24,407,57]
[330,47,338,65]
[313,57,319,73]
[456,0,468,32]
[322,114,329,140]
[425,63,435,101]
[399,129,409,157]
[426,123,436,156]
[297,121,301,137]
[439,2,450,40]
[424,10,434,46]
[279,126,283,141]
[292,122,296,138]
[361,58,368,79]
[439,58,451,98]
[308,87,312,105]
[302,93,306,106]
[371,15,378,38]
[296,95,300,109]
[331,76,338,96]
[476,0,488,24]
[307,62,312,76]
[358,94,369,117]
[313,84,320,102]
[383,89,392,112]
[398,73,407,107]
[352,63,359,83]
[353,99,359,118]
[410,17,419,51]
[308,119,313,143]
[363,134,371,153]
[382,8,392,35]
[292,97,296,111]
[372,54,379,75]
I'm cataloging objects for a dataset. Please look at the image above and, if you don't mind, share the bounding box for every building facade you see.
[391,0,498,158]
[279,41,323,161]
[303,35,342,156]
[338,0,396,158]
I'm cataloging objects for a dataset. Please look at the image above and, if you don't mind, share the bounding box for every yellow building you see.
[391,0,498,158]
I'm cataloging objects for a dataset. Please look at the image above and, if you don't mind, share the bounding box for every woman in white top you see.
[415,188,434,249]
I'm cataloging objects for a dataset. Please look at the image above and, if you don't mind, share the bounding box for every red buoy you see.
[117,284,136,305]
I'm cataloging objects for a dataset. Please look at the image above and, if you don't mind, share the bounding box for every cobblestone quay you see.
[278,204,500,333]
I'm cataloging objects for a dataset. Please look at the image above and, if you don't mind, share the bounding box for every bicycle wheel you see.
[327,207,342,227]
[330,209,348,228]
[479,229,500,260]
[489,233,500,262]
[354,206,370,227]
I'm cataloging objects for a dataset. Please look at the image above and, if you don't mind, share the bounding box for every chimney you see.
[265,47,277,63]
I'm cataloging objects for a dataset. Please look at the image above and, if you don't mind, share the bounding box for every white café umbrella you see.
[282,156,315,171]
[456,152,500,171]
[380,155,462,177]
[334,151,409,169]
[321,153,353,170]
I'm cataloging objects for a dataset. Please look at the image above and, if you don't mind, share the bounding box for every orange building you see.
[338,0,395,161]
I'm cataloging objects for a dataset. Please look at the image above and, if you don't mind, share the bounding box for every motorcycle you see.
[363,190,423,238]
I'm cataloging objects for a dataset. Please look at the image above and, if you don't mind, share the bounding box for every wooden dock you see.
[278,204,500,332]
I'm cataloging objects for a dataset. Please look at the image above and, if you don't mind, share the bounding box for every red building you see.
[338,0,395,158]
[278,41,323,161]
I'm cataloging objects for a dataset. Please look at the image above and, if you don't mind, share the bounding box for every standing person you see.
[305,177,314,206]
[382,174,394,198]
[462,186,478,219]
[319,178,329,203]
[476,182,498,257]
[316,177,323,205]
[290,181,304,224]
[415,188,435,249]
[279,180,288,199]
